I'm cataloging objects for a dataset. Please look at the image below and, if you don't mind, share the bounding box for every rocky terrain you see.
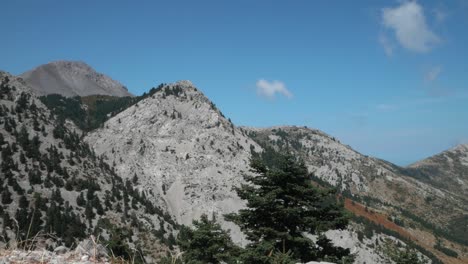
[408,143,468,200]
[0,237,110,264]
[0,71,173,263]
[1,62,467,263]
[244,126,467,230]
[20,61,132,97]
[85,81,263,243]
[83,80,464,262]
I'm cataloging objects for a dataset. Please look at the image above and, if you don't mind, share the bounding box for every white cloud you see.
[377,103,398,111]
[424,66,442,82]
[433,8,447,23]
[379,34,394,57]
[256,79,293,99]
[382,1,440,52]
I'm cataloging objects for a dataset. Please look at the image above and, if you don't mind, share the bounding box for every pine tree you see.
[51,188,64,205]
[85,202,95,222]
[76,192,86,207]
[28,169,42,185]
[177,214,239,264]
[1,144,15,172]
[386,244,427,264]
[226,155,353,263]
[19,195,29,209]
[1,189,13,204]
[17,125,30,150]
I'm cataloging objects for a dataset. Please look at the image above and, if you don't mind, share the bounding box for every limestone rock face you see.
[20,61,132,97]
[75,238,108,259]
[244,126,468,228]
[86,81,262,242]
[0,71,171,258]
[409,143,468,197]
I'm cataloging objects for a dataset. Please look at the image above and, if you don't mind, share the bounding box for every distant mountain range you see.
[1,61,467,263]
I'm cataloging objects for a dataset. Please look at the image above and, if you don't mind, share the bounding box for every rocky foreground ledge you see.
[0,238,111,264]
[0,237,336,264]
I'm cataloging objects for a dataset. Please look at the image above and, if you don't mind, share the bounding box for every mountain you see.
[85,81,263,243]
[84,81,465,263]
[8,65,466,262]
[0,71,173,262]
[244,126,466,222]
[20,61,132,97]
[408,144,468,197]
[244,126,468,263]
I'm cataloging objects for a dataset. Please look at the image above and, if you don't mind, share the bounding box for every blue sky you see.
[1,0,467,165]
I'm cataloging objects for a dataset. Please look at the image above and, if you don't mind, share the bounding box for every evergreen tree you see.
[85,201,95,222]
[76,192,86,207]
[17,125,30,150]
[19,195,29,209]
[1,189,13,204]
[132,173,138,184]
[226,155,352,263]
[19,151,26,164]
[177,214,239,264]
[51,188,64,205]
[1,144,15,172]
[385,243,427,264]
[28,169,42,185]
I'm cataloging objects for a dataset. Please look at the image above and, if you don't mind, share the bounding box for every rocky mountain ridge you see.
[408,143,468,196]
[0,71,173,262]
[86,81,263,244]
[245,126,467,224]
[3,63,467,262]
[20,61,132,97]
[84,79,466,262]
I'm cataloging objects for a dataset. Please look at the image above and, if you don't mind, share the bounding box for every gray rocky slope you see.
[0,71,172,261]
[2,66,460,262]
[244,126,467,230]
[20,61,132,97]
[408,143,468,197]
[85,81,445,262]
[86,81,263,243]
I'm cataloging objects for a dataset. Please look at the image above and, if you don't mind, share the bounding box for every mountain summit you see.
[20,61,132,97]
[85,81,262,243]
[409,143,468,196]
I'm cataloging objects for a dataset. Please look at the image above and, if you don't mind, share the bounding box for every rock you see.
[54,245,69,254]
[305,261,335,264]
[75,238,108,259]
[86,81,263,244]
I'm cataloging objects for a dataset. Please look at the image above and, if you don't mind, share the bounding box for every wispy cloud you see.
[422,66,456,97]
[256,79,293,99]
[382,1,440,53]
[376,94,466,113]
[377,103,398,111]
[346,112,370,127]
[433,8,448,23]
[378,33,394,57]
[424,66,442,82]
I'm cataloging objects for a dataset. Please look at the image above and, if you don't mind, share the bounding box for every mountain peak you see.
[48,60,90,67]
[85,80,262,242]
[453,143,468,152]
[174,80,194,87]
[20,60,133,97]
